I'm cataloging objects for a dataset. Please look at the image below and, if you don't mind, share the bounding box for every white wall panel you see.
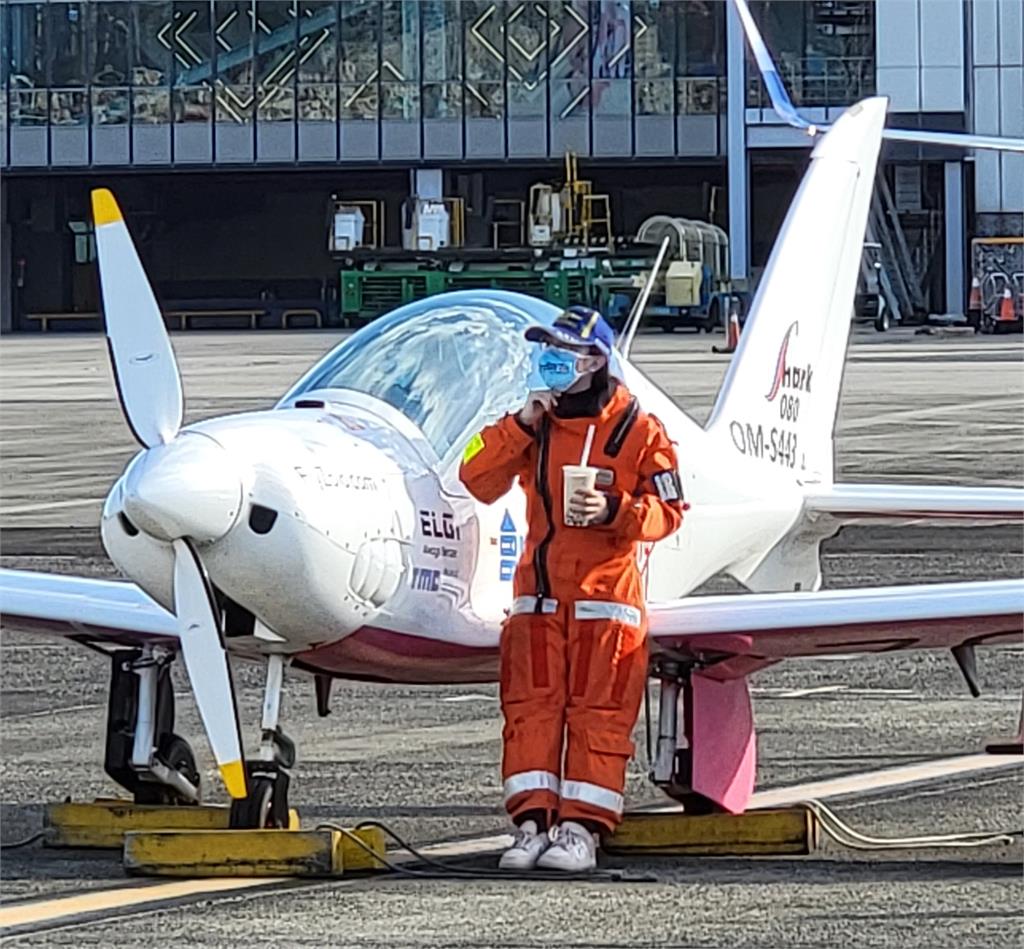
[973,0,999,66]
[973,66,1001,133]
[921,0,964,66]
[975,149,1003,212]
[877,67,921,111]
[1000,67,1024,134]
[1002,154,1024,210]
[998,0,1023,66]
[876,0,921,68]
[922,66,965,110]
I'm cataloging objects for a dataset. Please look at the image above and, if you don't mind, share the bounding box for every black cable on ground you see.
[316,820,656,883]
[0,831,47,851]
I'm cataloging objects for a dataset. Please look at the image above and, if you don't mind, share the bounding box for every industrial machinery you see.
[595,215,740,333]
[527,152,613,250]
[339,257,599,327]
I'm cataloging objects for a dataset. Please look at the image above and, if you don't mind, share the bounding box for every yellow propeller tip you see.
[219,760,248,799]
[91,188,122,226]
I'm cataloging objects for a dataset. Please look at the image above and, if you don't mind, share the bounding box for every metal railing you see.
[746,56,875,110]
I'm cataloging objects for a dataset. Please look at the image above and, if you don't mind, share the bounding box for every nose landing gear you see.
[229,654,296,829]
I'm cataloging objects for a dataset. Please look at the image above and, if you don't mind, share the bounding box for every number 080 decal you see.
[652,470,682,502]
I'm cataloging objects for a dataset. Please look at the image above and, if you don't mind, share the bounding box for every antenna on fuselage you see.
[617,235,671,360]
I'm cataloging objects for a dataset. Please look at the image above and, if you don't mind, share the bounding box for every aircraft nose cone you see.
[123,433,244,543]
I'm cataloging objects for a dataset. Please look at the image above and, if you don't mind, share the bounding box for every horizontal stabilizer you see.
[804,484,1024,521]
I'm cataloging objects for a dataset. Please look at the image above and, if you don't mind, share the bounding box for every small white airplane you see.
[2,7,1022,828]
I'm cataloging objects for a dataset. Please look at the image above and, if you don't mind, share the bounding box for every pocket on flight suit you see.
[584,731,637,784]
[499,614,555,709]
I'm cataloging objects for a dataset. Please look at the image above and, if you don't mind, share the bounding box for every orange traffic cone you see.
[998,287,1014,322]
[712,304,741,354]
[967,276,982,330]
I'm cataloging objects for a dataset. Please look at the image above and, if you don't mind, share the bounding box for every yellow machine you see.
[527,152,613,250]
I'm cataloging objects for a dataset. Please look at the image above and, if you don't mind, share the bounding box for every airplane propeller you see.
[91,188,248,800]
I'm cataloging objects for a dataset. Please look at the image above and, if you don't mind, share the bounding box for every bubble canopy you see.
[282,290,569,461]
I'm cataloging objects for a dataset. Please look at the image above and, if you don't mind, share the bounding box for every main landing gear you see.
[104,646,201,806]
[648,658,718,815]
[103,646,296,827]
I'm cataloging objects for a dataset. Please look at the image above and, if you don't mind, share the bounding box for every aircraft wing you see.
[803,484,1024,521]
[0,569,178,648]
[648,580,1023,676]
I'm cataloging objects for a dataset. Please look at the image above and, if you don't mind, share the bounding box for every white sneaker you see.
[535,821,598,872]
[498,820,551,870]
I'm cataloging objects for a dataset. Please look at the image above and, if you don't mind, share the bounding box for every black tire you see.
[659,788,719,815]
[660,322,675,334]
[874,310,889,332]
[134,734,200,806]
[707,299,720,334]
[229,776,275,829]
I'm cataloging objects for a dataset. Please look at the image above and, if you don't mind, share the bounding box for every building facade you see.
[1,0,1021,331]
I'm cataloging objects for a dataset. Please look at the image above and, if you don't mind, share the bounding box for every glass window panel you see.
[381,0,419,84]
[504,0,549,91]
[677,0,722,78]
[298,82,335,119]
[297,0,336,82]
[255,1,296,120]
[174,85,212,120]
[173,2,213,85]
[422,0,461,82]
[508,82,545,118]
[48,4,88,86]
[215,1,254,122]
[93,4,131,84]
[549,0,590,81]
[51,89,88,125]
[93,86,130,123]
[381,82,418,120]
[591,0,630,79]
[339,0,379,118]
[676,76,718,115]
[132,2,172,87]
[466,80,503,118]
[11,89,49,127]
[134,86,171,122]
[633,0,674,79]
[464,0,503,83]
[8,4,46,87]
[0,4,8,89]
[635,78,672,115]
[423,81,461,119]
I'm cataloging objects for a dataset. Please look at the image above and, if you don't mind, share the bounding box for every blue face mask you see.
[532,346,584,393]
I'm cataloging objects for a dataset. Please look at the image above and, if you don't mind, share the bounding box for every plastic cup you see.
[563,465,599,526]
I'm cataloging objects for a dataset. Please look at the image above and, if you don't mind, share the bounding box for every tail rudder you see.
[706,98,887,485]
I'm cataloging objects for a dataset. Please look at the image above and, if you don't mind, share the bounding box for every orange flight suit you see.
[460,382,684,832]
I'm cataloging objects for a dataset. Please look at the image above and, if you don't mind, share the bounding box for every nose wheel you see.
[229,762,291,829]
[229,655,296,829]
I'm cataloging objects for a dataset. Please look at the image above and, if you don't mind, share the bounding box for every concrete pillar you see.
[944,160,965,316]
[726,0,749,286]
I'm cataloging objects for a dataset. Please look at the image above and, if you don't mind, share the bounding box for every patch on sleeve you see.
[652,469,683,503]
[463,432,486,464]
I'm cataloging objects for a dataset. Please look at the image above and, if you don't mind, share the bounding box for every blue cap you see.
[525,305,616,357]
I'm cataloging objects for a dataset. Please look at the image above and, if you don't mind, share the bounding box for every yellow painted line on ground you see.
[0,877,284,933]
[750,753,1022,810]
[4,753,1020,935]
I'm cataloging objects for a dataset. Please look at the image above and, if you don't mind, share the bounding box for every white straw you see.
[580,424,595,466]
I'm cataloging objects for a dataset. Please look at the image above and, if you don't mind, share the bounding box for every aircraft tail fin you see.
[705,98,887,485]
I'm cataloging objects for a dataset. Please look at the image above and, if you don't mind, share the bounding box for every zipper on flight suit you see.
[532,415,554,612]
